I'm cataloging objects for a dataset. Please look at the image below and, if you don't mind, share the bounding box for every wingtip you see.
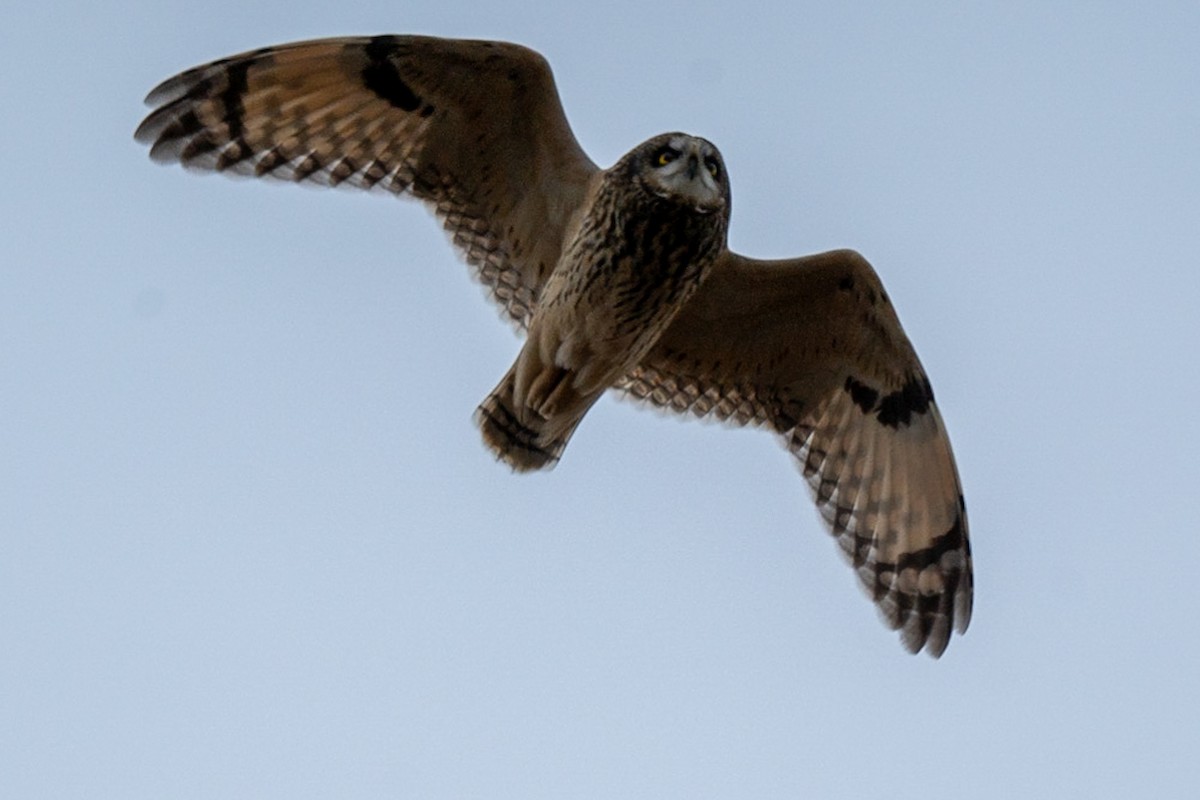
[133,100,187,146]
[132,113,161,146]
[142,72,191,108]
[144,133,188,164]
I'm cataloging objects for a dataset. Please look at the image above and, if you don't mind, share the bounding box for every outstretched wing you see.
[620,248,972,657]
[135,35,599,327]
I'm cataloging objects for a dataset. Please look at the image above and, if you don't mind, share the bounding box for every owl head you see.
[627,132,730,215]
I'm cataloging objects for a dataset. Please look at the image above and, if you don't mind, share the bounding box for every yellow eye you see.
[655,148,677,166]
[705,158,720,179]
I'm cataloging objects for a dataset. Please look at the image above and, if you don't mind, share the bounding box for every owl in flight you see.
[136,35,972,657]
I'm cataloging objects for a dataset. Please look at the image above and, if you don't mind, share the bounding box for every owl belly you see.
[530,217,719,408]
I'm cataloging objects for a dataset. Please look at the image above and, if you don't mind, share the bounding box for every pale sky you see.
[4,1,1199,797]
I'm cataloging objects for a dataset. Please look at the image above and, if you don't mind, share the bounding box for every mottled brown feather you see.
[622,249,972,656]
[136,35,598,327]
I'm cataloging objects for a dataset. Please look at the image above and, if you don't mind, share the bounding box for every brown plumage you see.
[478,133,731,469]
[136,34,973,657]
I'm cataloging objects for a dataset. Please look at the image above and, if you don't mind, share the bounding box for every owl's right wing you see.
[619,248,972,657]
[135,35,599,328]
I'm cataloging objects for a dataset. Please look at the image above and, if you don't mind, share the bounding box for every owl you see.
[136,35,973,657]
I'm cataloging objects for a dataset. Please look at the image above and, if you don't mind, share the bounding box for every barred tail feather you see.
[475,369,580,472]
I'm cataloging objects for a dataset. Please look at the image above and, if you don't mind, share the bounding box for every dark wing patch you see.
[844,377,879,415]
[875,374,935,429]
[361,37,424,111]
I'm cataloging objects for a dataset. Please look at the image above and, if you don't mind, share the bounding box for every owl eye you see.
[704,157,720,179]
[655,147,678,166]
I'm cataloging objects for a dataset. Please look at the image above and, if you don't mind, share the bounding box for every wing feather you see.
[136,35,599,327]
[625,248,973,656]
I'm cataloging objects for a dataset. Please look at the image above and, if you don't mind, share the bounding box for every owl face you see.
[634,133,729,213]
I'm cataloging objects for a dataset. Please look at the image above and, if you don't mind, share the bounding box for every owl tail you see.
[475,366,587,472]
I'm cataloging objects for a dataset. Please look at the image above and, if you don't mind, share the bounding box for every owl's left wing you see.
[619,248,972,657]
[135,35,599,328]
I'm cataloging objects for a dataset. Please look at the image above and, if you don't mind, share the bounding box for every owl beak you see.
[686,154,699,181]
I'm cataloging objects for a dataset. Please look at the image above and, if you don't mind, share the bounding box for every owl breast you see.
[541,170,730,373]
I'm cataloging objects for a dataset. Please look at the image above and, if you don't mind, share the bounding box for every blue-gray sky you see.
[4,1,1199,797]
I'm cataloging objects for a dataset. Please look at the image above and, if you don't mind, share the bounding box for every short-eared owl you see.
[136,35,972,657]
